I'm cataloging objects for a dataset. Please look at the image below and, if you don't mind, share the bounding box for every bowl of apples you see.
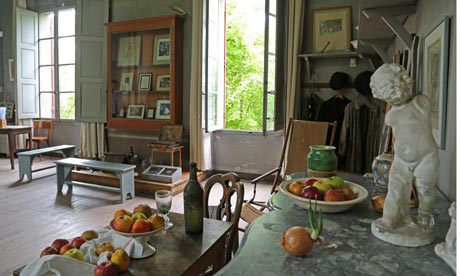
[279,176,368,213]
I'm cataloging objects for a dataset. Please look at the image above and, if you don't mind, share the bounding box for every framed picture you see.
[127,104,146,119]
[8,59,14,81]
[0,102,14,119]
[156,100,171,120]
[138,73,152,91]
[146,108,155,119]
[118,107,126,118]
[119,72,134,91]
[152,34,170,65]
[422,16,450,149]
[311,6,352,53]
[156,75,170,91]
[117,36,141,67]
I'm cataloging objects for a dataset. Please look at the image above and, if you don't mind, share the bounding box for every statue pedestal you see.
[371,218,434,247]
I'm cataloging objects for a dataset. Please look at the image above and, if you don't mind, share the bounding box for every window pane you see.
[267,54,276,92]
[269,15,276,54]
[269,0,276,15]
[266,93,275,131]
[40,66,55,92]
[58,9,75,37]
[58,37,75,64]
[39,12,54,39]
[60,92,75,119]
[40,92,55,118]
[39,39,54,65]
[59,65,75,92]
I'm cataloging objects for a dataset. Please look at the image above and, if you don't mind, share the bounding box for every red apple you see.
[324,189,345,202]
[40,246,59,257]
[304,178,318,186]
[51,239,69,251]
[131,218,152,233]
[340,187,357,200]
[300,186,323,200]
[94,261,119,276]
[71,236,87,249]
[59,243,76,255]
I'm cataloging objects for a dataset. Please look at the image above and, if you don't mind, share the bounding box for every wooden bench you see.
[55,157,136,203]
[17,144,76,181]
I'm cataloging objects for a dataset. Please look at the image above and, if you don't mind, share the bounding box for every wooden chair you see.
[247,118,337,208]
[26,120,52,160]
[203,173,244,265]
[149,125,184,167]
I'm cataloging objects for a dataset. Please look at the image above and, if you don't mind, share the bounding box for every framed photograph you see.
[156,75,170,91]
[8,59,14,81]
[119,72,134,91]
[156,100,171,120]
[0,102,14,119]
[127,104,146,119]
[311,6,352,53]
[146,108,155,119]
[138,73,152,91]
[117,36,141,67]
[152,34,170,65]
[422,16,450,149]
[118,107,125,118]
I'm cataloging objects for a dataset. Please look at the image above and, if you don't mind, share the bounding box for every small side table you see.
[149,143,184,167]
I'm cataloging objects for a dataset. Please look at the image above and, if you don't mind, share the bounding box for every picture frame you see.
[127,104,146,119]
[118,107,125,118]
[422,16,450,149]
[156,75,170,91]
[119,72,134,91]
[138,73,152,91]
[311,6,352,53]
[117,36,141,67]
[8,59,14,81]
[0,102,14,119]
[146,108,155,119]
[152,34,170,65]
[156,100,171,120]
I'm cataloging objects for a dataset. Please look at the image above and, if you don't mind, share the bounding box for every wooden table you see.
[14,212,232,276]
[0,126,32,170]
[217,174,454,275]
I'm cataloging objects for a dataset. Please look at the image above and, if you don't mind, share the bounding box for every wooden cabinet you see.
[106,15,183,131]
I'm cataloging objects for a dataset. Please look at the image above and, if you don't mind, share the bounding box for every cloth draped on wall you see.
[80,123,105,159]
[338,98,381,174]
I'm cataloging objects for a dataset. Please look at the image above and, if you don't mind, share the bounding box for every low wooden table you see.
[0,126,32,170]
[14,212,232,275]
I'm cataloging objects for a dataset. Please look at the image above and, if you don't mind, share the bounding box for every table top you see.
[0,125,31,133]
[217,174,454,275]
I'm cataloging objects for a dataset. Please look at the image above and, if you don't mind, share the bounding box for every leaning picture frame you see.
[311,6,352,53]
[117,36,141,67]
[422,16,450,149]
[156,75,170,91]
[127,104,146,119]
[152,34,170,65]
[156,100,171,120]
[119,72,134,91]
[138,73,152,91]
[146,108,155,119]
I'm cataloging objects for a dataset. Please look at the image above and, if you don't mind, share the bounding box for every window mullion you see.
[54,10,60,120]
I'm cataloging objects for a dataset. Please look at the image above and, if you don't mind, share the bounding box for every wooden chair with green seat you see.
[26,120,52,160]
[203,173,244,267]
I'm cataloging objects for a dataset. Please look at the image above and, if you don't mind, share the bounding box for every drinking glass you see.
[155,190,173,229]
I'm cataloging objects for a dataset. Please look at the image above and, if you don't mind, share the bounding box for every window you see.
[204,0,284,133]
[38,8,75,120]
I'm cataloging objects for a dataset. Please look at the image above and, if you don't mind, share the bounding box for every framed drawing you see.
[119,72,134,91]
[117,35,141,67]
[0,102,14,119]
[146,108,155,119]
[138,73,152,91]
[152,34,170,65]
[156,100,171,119]
[127,104,146,119]
[311,6,352,53]
[422,16,450,149]
[156,75,170,91]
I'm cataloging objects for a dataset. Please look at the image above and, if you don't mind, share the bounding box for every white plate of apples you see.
[279,176,368,213]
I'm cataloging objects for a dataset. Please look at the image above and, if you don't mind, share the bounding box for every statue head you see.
[370,63,413,105]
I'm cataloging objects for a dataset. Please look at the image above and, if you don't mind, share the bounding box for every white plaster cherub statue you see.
[435,201,456,272]
[369,63,439,247]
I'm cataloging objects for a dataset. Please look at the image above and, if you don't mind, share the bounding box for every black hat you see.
[329,72,350,90]
[354,71,373,95]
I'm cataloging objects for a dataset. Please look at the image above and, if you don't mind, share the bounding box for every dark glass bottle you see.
[183,162,204,234]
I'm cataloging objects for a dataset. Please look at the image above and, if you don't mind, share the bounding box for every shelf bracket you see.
[381,15,412,49]
[362,5,416,18]
[360,39,392,63]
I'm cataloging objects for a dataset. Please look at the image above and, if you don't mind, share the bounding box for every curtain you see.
[80,123,105,159]
[189,0,212,171]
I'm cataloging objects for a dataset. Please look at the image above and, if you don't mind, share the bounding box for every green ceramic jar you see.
[307,145,338,177]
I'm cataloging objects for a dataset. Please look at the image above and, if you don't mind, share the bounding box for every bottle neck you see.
[189,163,198,181]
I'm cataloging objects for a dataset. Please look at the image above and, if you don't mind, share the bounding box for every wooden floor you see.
[0,155,273,275]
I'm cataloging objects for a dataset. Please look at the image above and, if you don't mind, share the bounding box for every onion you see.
[281,226,313,256]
